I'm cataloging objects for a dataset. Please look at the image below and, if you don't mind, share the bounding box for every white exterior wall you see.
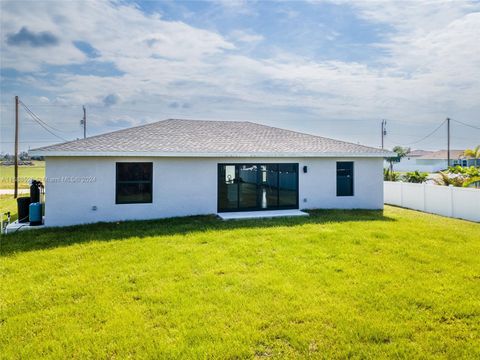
[44,156,384,227]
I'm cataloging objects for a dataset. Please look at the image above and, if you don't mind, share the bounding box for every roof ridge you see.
[33,119,261,152]
[242,121,382,152]
[32,119,170,151]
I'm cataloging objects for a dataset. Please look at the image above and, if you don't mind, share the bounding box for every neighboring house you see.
[388,150,433,172]
[30,119,394,227]
[452,153,477,168]
[390,149,473,173]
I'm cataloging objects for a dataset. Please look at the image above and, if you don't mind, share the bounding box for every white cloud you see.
[1,0,479,152]
[230,30,264,43]
[210,0,257,15]
[0,0,235,71]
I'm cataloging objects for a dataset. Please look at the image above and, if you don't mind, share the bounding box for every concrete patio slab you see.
[4,218,46,234]
[218,209,309,220]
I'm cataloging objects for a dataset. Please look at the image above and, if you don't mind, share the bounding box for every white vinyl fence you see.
[384,181,480,222]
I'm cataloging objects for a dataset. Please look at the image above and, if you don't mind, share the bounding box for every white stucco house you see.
[30,119,394,227]
[391,150,472,173]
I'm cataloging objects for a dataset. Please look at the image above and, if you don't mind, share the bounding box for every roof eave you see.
[29,150,396,158]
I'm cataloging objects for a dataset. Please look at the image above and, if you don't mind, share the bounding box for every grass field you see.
[0,195,18,223]
[0,161,45,189]
[1,206,479,358]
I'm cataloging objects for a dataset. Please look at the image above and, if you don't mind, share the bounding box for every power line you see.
[24,113,68,142]
[402,119,447,146]
[0,103,83,107]
[19,100,80,135]
[3,101,480,127]
[19,101,67,133]
[452,119,480,130]
[20,118,80,132]
[19,102,68,142]
[20,102,61,131]
[8,101,475,129]
[4,100,478,149]
[1,140,73,143]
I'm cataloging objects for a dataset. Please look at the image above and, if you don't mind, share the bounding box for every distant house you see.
[392,149,473,173]
[30,119,393,227]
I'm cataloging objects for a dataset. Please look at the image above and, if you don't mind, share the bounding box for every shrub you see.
[384,168,401,181]
[404,171,429,183]
[447,166,479,177]
[463,176,480,188]
[434,172,466,187]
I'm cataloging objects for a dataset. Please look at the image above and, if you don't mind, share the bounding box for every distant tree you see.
[463,145,480,167]
[19,151,30,160]
[386,146,410,175]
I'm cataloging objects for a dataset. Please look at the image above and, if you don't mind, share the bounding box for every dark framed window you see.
[218,163,298,212]
[116,162,153,204]
[337,162,354,196]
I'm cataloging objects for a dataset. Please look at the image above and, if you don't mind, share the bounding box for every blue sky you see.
[1,0,479,153]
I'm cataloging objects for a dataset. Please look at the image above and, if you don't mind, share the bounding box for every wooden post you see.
[83,105,86,139]
[14,96,19,199]
[381,119,386,150]
[447,117,450,168]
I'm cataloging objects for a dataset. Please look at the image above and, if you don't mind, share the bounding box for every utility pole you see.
[81,105,86,139]
[447,117,451,167]
[14,96,19,199]
[381,119,387,149]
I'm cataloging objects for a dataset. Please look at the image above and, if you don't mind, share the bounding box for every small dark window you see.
[116,163,152,204]
[337,162,354,196]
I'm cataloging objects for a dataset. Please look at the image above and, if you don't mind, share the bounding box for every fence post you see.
[423,183,427,212]
[449,185,454,218]
[400,181,403,207]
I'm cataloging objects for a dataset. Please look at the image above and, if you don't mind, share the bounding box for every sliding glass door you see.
[260,164,279,209]
[218,163,298,212]
[239,165,258,209]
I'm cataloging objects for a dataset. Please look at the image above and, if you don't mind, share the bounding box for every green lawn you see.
[1,206,479,359]
[0,194,19,223]
[0,161,45,189]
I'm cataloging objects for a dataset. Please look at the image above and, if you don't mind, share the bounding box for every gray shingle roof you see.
[406,150,433,157]
[417,150,466,159]
[30,119,394,157]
